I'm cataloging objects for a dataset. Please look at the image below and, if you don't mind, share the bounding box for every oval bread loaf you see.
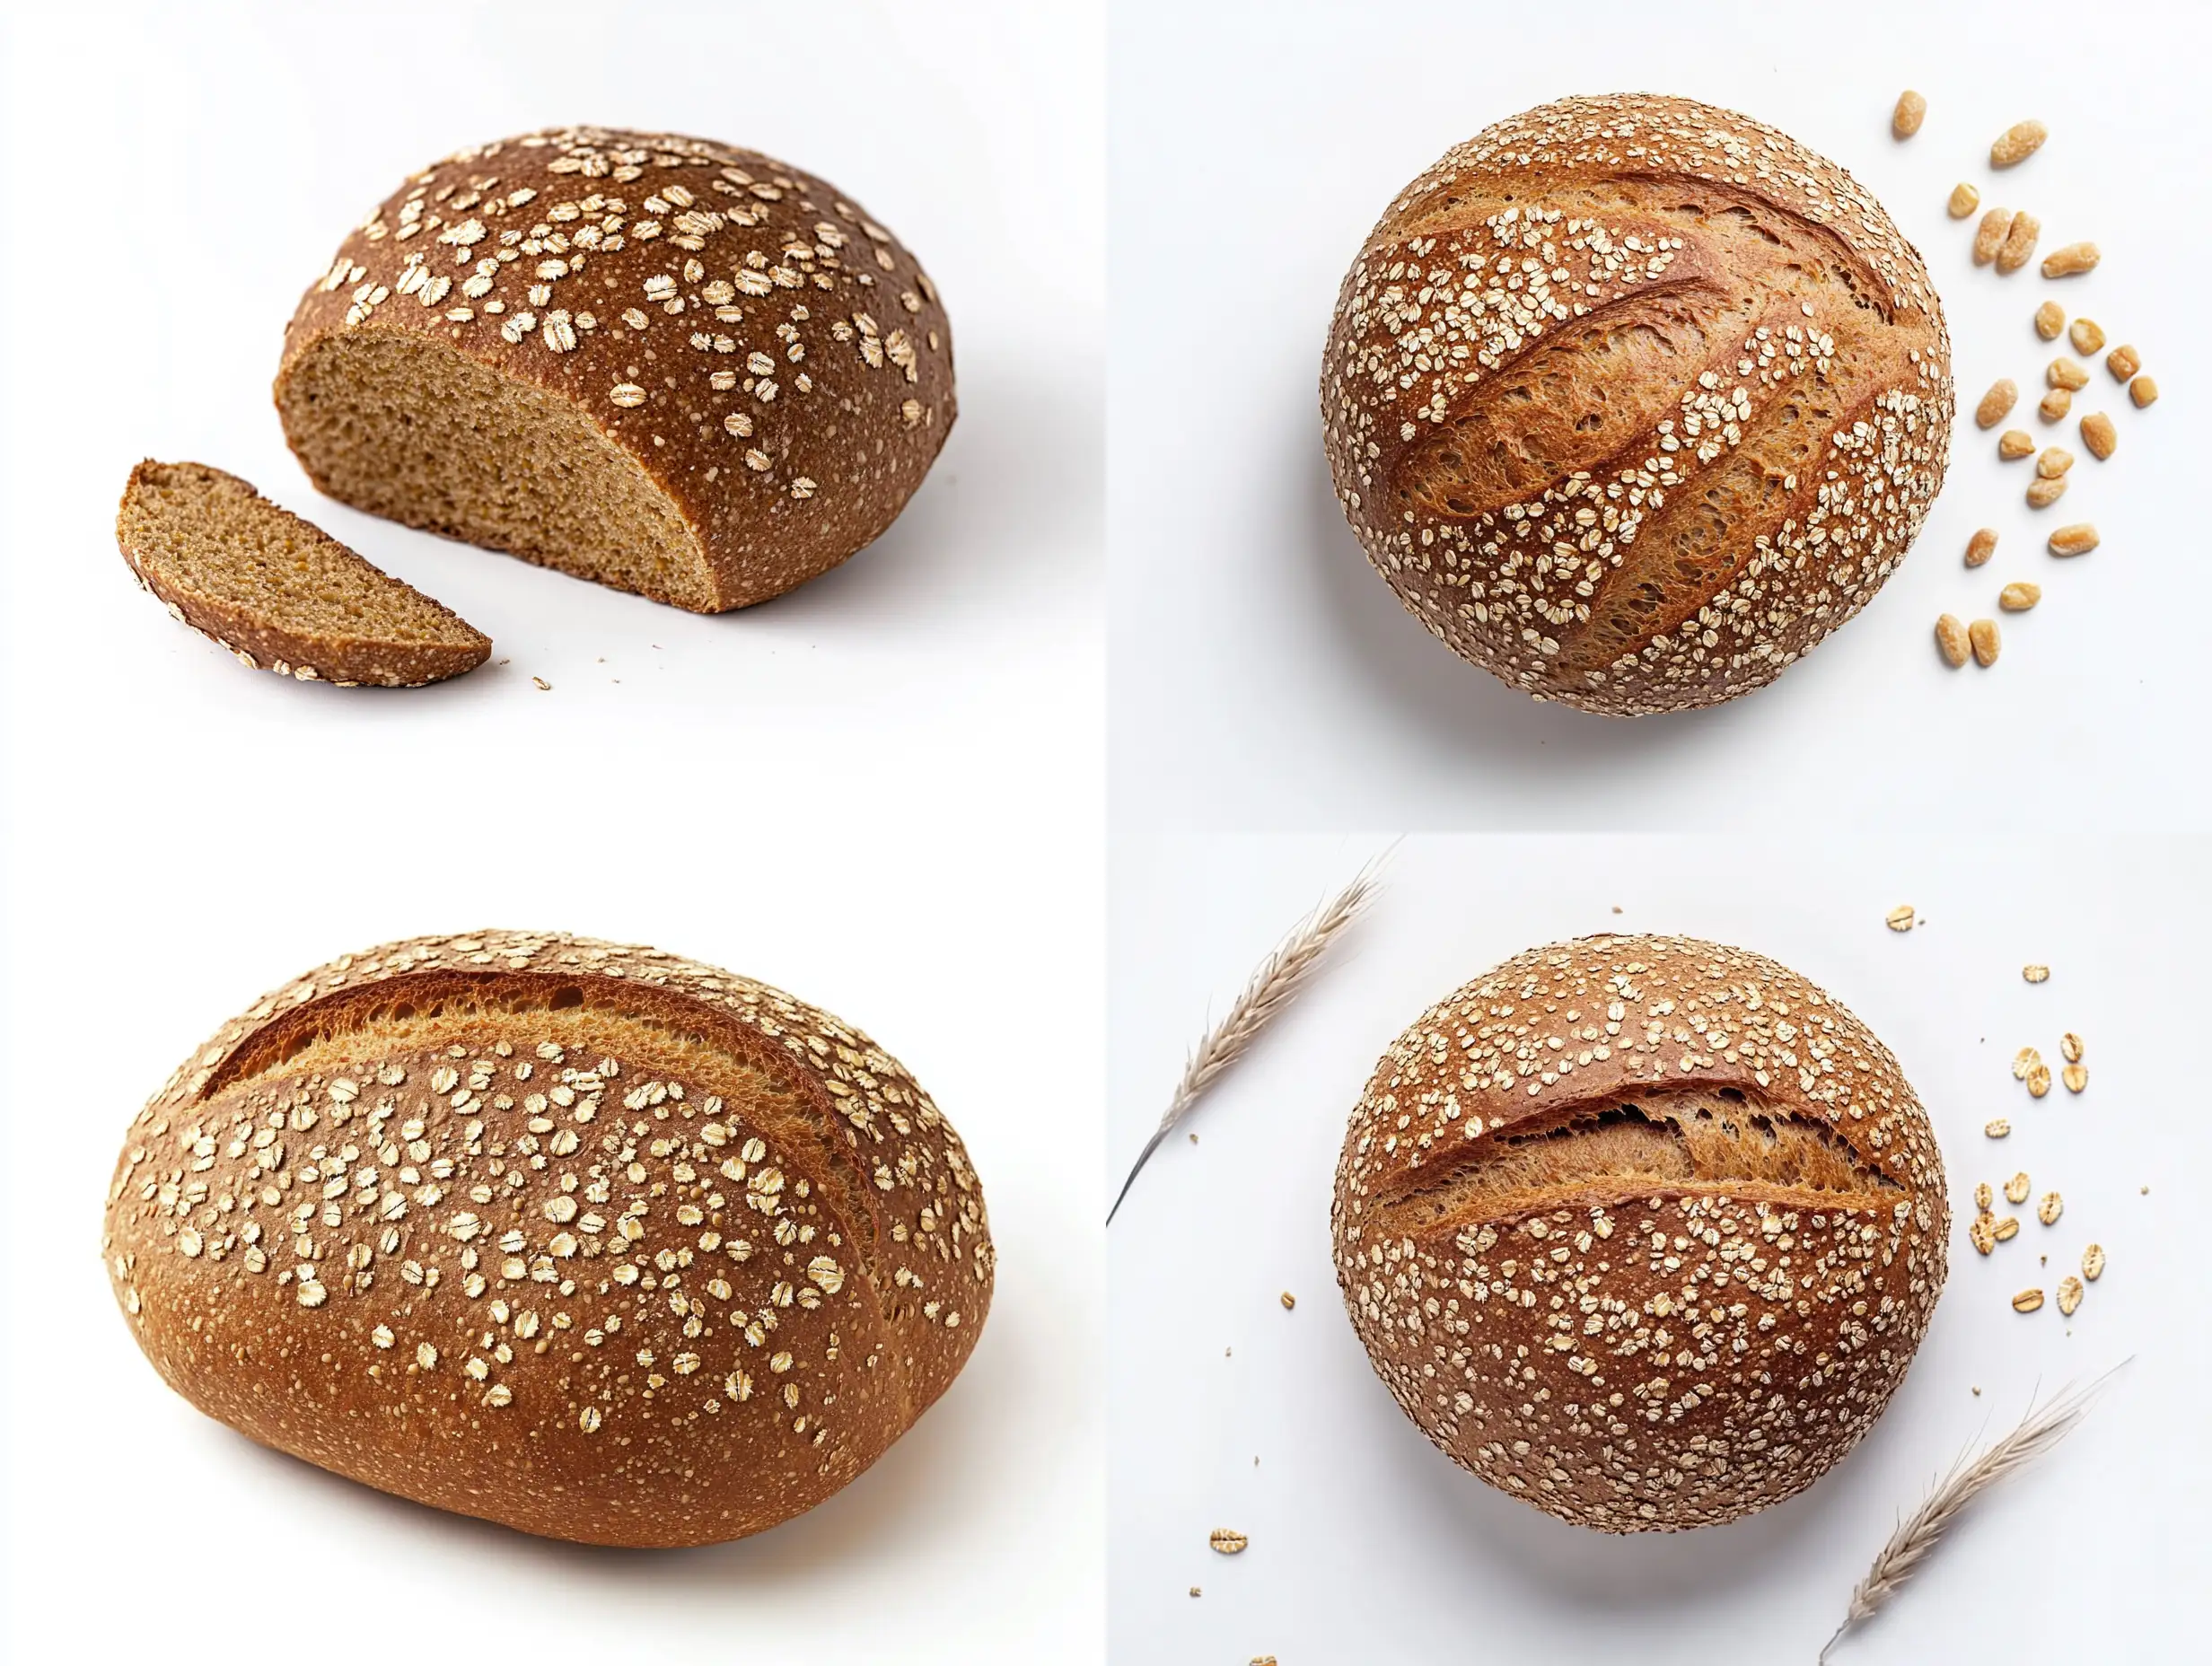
[1321,93,1953,715]
[103,931,992,1548]
[276,127,955,613]
[1331,934,1947,1531]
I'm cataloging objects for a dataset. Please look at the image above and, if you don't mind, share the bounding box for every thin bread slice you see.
[116,460,490,687]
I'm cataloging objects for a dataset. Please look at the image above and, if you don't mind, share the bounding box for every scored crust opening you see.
[117,460,489,686]
[1374,1083,1904,1236]
[276,331,715,611]
[203,972,885,1268]
[1390,184,1899,680]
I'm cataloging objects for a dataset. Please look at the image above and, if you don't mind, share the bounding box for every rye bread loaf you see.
[117,460,490,687]
[276,127,955,612]
[1321,93,1953,715]
[103,930,992,1548]
[1332,934,1947,1531]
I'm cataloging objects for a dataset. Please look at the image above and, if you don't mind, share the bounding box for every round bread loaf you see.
[1331,934,1946,1531]
[1321,93,1953,715]
[276,127,955,612]
[102,931,992,1548]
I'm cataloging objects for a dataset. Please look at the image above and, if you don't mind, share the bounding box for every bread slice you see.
[116,460,490,687]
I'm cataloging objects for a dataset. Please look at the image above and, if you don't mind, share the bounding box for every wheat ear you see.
[1104,855,1385,1225]
[1820,1361,2129,1662]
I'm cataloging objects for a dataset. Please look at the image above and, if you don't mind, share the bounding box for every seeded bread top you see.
[1322,93,1954,715]
[1332,934,1950,1530]
[143,929,993,1382]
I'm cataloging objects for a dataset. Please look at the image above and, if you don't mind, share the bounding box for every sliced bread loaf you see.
[116,460,490,687]
[274,127,955,613]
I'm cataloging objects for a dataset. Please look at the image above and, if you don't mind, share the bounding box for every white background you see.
[1109,834,2208,1662]
[0,4,1103,1662]
[1109,0,2212,831]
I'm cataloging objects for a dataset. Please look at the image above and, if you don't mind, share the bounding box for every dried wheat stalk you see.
[1104,855,1385,1225]
[1820,1362,2129,1662]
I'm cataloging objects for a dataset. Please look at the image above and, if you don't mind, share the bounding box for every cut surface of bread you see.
[116,459,490,687]
[277,333,715,610]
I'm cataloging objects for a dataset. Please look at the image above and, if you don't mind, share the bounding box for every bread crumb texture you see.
[116,460,489,687]
[275,127,955,612]
[1332,934,1947,1531]
[103,931,992,1548]
[1321,94,1953,715]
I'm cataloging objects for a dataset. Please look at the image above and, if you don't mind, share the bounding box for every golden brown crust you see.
[275,127,956,611]
[103,931,991,1547]
[1331,934,1947,1531]
[116,460,490,688]
[1321,93,1953,715]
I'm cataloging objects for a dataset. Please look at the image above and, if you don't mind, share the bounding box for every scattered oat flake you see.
[531,676,551,691]
[2013,1048,2041,1081]
[1974,1182,1993,1214]
[1984,1118,2011,1138]
[2023,963,2050,984]
[2061,1031,2085,1063]
[1994,1214,2021,1243]
[2013,1288,2045,1313]
[1279,1292,1295,1311]
[2063,1063,2087,1093]
[2039,1191,2064,1225]
[2006,1172,2032,1205]
[1885,905,1917,932]
[1970,1215,1998,1255]
[1210,1530,1250,1555]
[2082,1243,2105,1280]
[2057,1276,2084,1316]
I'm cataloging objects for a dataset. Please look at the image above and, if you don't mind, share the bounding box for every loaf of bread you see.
[1321,94,1953,715]
[1331,934,1946,1531]
[276,127,955,612]
[103,931,992,1548]
[116,460,490,687]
